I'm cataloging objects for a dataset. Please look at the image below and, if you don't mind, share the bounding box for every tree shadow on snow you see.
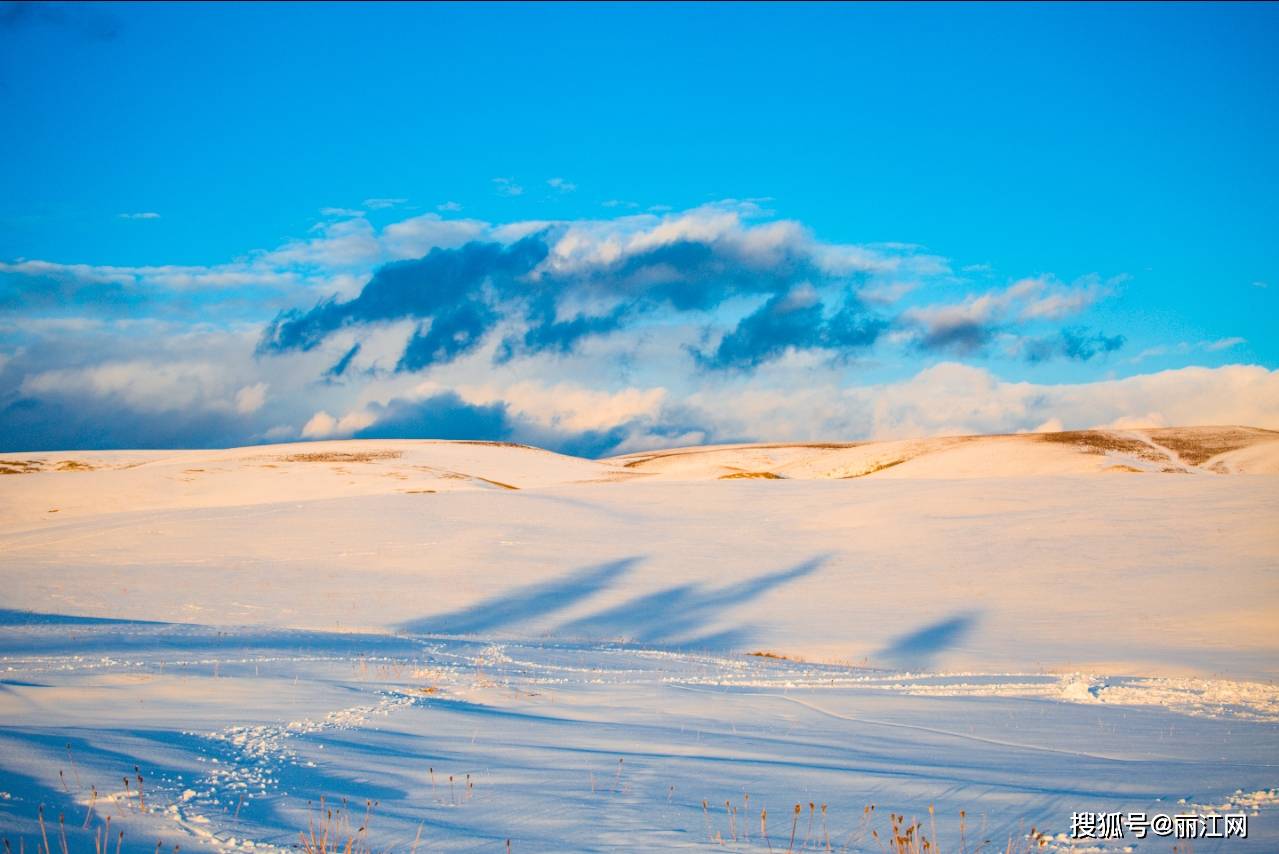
[556,555,828,650]
[398,557,641,635]
[875,611,980,671]
[398,555,828,652]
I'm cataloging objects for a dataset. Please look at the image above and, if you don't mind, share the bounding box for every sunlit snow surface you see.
[1,617,1276,852]
[1,434,1277,851]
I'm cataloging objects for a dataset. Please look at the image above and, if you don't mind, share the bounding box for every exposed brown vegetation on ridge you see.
[280,451,404,463]
[619,441,865,468]
[0,459,44,475]
[472,476,519,490]
[1144,426,1279,466]
[719,471,784,479]
[1,458,98,475]
[1036,430,1167,461]
[840,458,909,478]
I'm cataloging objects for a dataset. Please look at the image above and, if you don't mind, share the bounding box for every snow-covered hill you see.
[607,425,1279,479]
[1,427,1277,851]
[3,426,1274,531]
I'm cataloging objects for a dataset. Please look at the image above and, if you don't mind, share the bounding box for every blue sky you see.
[1,2,1276,453]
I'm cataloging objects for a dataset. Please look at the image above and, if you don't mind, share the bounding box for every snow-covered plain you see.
[1,427,1277,852]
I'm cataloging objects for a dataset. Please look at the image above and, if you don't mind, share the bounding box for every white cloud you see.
[1,202,939,312]
[235,382,268,414]
[437,201,463,212]
[6,202,1268,456]
[363,197,408,210]
[0,259,304,293]
[535,204,924,284]
[118,212,160,220]
[492,177,524,197]
[261,217,382,269]
[1132,336,1247,363]
[547,177,577,193]
[453,380,667,434]
[22,359,235,413]
[875,363,1277,436]
[1092,413,1169,430]
[0,260,135,285]
[657,362,1279,449]
[900,275,1115,353]
[301,409,377,439]
[1019,287,1099,320]
[858,281,917,305]
[381,214,488,260]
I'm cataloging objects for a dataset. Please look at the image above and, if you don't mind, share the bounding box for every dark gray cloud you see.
[611,240,821,311]
[324,343,361,379]
[0,269,140,313]
[1023,327,1125,363]
[397,302,497,371]
[258,236,550,361]
[695,291,884,371]
[354,392,512,442]
[914,319,995,356]
[348,391,690,458]
[0,395,242,453]
[259,228,885,375]
[1062,328,1126,360]
[495,294,627,364]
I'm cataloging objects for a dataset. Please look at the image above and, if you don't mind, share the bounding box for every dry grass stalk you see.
[82,788,98,830]
[37,807,50,854]
[133,769,147,814]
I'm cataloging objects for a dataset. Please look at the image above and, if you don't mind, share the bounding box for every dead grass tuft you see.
[695,797,1051,854]
[748,650,805,662]
[719,471,783,480]
[298,797,379,854]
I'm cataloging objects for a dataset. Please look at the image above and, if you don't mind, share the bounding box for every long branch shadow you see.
[876,611,980,671]
[556,555,828,649]
[398,557,640,635]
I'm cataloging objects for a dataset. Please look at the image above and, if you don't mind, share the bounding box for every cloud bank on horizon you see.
[1,201,1274,456]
